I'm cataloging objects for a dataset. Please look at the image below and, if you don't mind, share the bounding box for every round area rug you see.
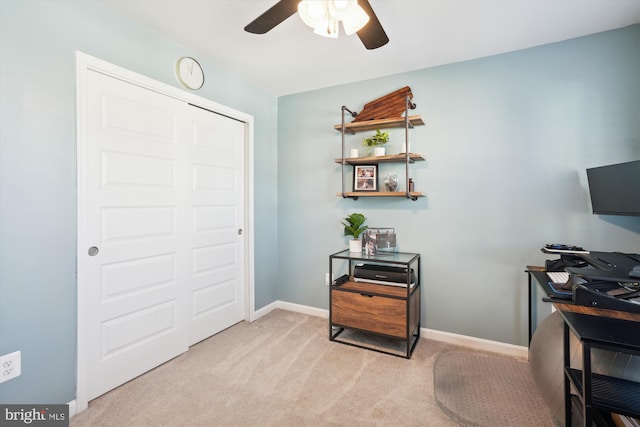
[434,352,556,427]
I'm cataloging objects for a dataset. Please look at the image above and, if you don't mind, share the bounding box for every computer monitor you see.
[586,160,640,216]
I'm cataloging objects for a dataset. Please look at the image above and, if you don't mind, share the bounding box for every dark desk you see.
[525,266,572,344]
[559,310,640,426]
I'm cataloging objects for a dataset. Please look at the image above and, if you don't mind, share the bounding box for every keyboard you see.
[547,271,570,284]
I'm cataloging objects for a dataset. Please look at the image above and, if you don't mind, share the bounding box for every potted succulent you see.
[362,129,389,156]
[342,213,368,252]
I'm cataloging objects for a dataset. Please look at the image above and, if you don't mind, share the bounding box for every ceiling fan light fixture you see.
[342,4,369,35]
[298,0,370,39]
[328,0,357,21]
[246,0,387,49]
[298,0,328,28]
[313,16,340,38]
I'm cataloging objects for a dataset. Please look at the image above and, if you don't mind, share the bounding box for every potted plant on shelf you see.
[362,129,389,156]
[342,213,368,252]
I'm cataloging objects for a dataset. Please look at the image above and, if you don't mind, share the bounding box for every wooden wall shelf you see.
[335,153,426,165]
[337,191,425,199]
[335,100,425,201]
[334,115,425,134]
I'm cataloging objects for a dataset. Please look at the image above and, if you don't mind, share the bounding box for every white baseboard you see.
[252,300,280,320]
[275,301,329,318]
[68,399,77,418]
[253,300,329,320]
[422,328,528,361]
[257,300,528,361]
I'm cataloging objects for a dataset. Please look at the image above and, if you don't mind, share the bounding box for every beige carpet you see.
[71,309,553,427]
[434,352,556,426]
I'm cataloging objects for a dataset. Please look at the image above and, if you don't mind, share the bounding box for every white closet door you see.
[84,70,191,400]
[187,106,245,345]
[83,69,247,400]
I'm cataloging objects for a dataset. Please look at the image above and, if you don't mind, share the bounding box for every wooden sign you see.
[353,86,413,122]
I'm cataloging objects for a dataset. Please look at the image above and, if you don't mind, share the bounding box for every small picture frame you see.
[362,230,378,255]
[353,165,378,191]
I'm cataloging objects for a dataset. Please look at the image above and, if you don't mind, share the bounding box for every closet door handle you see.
[88,246,99,256]
[237,228,243,235]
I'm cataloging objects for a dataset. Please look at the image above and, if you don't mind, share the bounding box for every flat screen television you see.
[586,160,640,216]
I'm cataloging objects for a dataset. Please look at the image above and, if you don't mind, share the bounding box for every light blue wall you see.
[277,25,640,344]
[0,1,278,404]
[1,0,638,407]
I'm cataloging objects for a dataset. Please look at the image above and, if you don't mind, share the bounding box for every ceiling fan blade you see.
[356,0,389,50]
[244,0,300,34]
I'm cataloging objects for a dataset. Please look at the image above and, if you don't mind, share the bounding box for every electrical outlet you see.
[325,273,335,286]
[0,351,21,383]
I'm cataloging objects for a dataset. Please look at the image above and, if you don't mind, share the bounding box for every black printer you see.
[353,264,415,287]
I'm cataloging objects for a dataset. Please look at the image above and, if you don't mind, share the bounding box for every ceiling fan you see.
[244,0,389,50]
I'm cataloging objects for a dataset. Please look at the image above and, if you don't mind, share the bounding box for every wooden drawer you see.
[332,289,407,338]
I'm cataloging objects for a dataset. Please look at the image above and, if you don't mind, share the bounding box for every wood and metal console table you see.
[329,249,421,359]
[559,309,640,426]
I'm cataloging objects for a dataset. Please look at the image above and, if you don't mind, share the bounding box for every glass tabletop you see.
[330,249,419,264]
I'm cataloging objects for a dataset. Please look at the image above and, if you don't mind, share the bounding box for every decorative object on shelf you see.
[353,86,415,122]
[362,230,378,255]
[353,165,378,191]
[175,57,204,90]
[409,178,414,192]
[362,129,389,156]
[377,228,397,249]
[399,141,410,154]
[384,173,399,191]
[363,228,396,255]
[342,213,368,252]
[350,148,359,158]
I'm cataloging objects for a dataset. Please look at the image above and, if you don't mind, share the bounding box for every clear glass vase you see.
[384,173,399,191]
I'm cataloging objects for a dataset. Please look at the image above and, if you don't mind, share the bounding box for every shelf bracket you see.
[341,106,357,199]
[404,95,415,200]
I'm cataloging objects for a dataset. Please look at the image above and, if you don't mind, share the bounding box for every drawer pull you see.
[360,293,374,297]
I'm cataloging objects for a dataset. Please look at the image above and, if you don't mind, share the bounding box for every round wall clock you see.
[175,57,204,90]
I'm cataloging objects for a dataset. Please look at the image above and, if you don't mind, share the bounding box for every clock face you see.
[175,57,204,90]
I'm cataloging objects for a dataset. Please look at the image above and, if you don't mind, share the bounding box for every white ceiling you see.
[101,0,640,96]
